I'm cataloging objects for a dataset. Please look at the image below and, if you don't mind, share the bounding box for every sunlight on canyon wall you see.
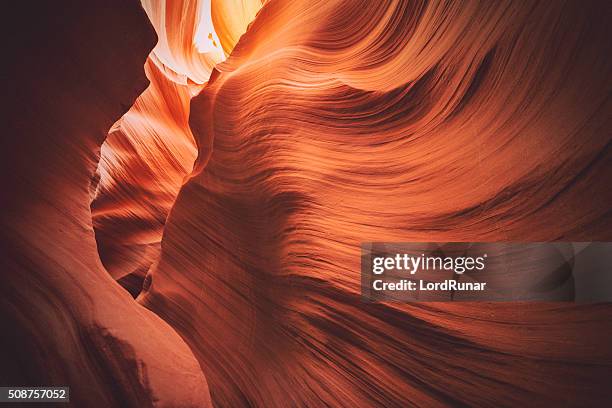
[78,0,612,406]
[92,0,263,293]
[1,0,610,406]
[135,0,612,406]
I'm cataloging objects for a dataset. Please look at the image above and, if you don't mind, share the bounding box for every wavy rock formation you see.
[140,0,612,406]
[1,1,210,406]
[91,59,200,294]
[92,0,263,295]
[2,0,611,407]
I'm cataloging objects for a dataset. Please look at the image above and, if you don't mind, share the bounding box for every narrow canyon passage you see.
[91,0,263,297]
[1,0,611,407]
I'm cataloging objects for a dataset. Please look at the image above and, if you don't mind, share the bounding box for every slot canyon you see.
[1,0,611,406]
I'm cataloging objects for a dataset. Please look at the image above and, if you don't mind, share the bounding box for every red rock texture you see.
[0,1,210,406]
[140,0,612,406]
[1,0,611,407]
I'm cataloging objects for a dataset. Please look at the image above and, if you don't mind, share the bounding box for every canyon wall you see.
[1,0,610,407]
[141,0,612,406]
[0,1,211,406]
